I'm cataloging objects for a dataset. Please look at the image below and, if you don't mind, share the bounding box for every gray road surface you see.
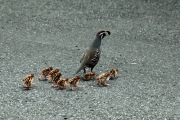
[0,0,180,119]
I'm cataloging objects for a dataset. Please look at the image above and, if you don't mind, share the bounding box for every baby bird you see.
[69,76,80,90]
[52,72,62,87]
[22,74,35,87]
[38,67,53,80]
[96,72,110,86]
[56,78,69,90]
[76,30,111,74]
[109,68,118,79]
[47,69,60,82]
[83,71,96,81]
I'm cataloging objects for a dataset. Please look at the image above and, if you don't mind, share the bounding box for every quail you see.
[57,78,69,90]
[69,76,80,90]
[47,69,60,82]
[38,67,53,80]
[51,72,62,87]
[109,68,118,79]
[96,72,110,86]
[22,74,35,87]
[83,71,96,81]
[76,30,111,74]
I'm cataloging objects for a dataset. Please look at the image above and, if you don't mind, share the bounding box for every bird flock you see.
[22,67,118,90]
[22,30,119,90]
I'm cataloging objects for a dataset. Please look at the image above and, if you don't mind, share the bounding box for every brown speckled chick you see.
[83,71,96,81]
[52,72,62,87]
[47,69,60,82]
[22,74,34,87]
[69,76,80,90]
[96,72,110,86]
[38,67,53,80]
[56,78,69,90]
[109,68,118,79]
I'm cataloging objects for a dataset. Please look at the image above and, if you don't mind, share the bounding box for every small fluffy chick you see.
[56,78,69,90]
[47,69,60,82]
[52,72,62,87]
[22,74,35,87]
[39,67,53,80]
[83,71,96,81]
[109,68,118,79]
[96,72,110,86]
[69,76,80,90]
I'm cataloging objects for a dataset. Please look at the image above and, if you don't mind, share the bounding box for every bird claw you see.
[98,83,103,87]
[104,83,110,86]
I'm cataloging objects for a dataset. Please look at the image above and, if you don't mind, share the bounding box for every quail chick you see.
[96,72,110,86]
[52,72,62,87]
[56,78,69,90]
[22,74,35,87]
[38,67,53,80]
[109,68,118,79]
[69,76,80,90]
[83,71,96,81]
[47,69,60,82]
[76,30,111,74]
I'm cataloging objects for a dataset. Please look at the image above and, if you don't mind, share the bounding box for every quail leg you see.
[90,67,94,72]
[75,85,80,89]
[23,83,28,87]
[83,68,86,73]
[104,82,110,86]
[63,85,67,89]
[51,82,57,87]
[58,86,64,90]
[97,79,101,86]
[38,74,42,80]
[47,76,51,81]
[70,85,74,90]
[48,76,53,82]
[44,75,48,80]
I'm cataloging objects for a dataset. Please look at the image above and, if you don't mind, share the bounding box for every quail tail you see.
[75,67,82,74]
[76,63,86,74]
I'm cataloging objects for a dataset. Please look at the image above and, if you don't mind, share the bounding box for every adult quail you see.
[76,30,111,74]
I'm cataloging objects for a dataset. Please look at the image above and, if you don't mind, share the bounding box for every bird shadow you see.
[20,86,33,91]
[109,76,119,80]
[38,79,48,81]
[20,85,37,91]
[67,88,83,92]
[53,87,82,92]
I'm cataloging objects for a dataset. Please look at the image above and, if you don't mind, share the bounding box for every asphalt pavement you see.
[0,0,180,119]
